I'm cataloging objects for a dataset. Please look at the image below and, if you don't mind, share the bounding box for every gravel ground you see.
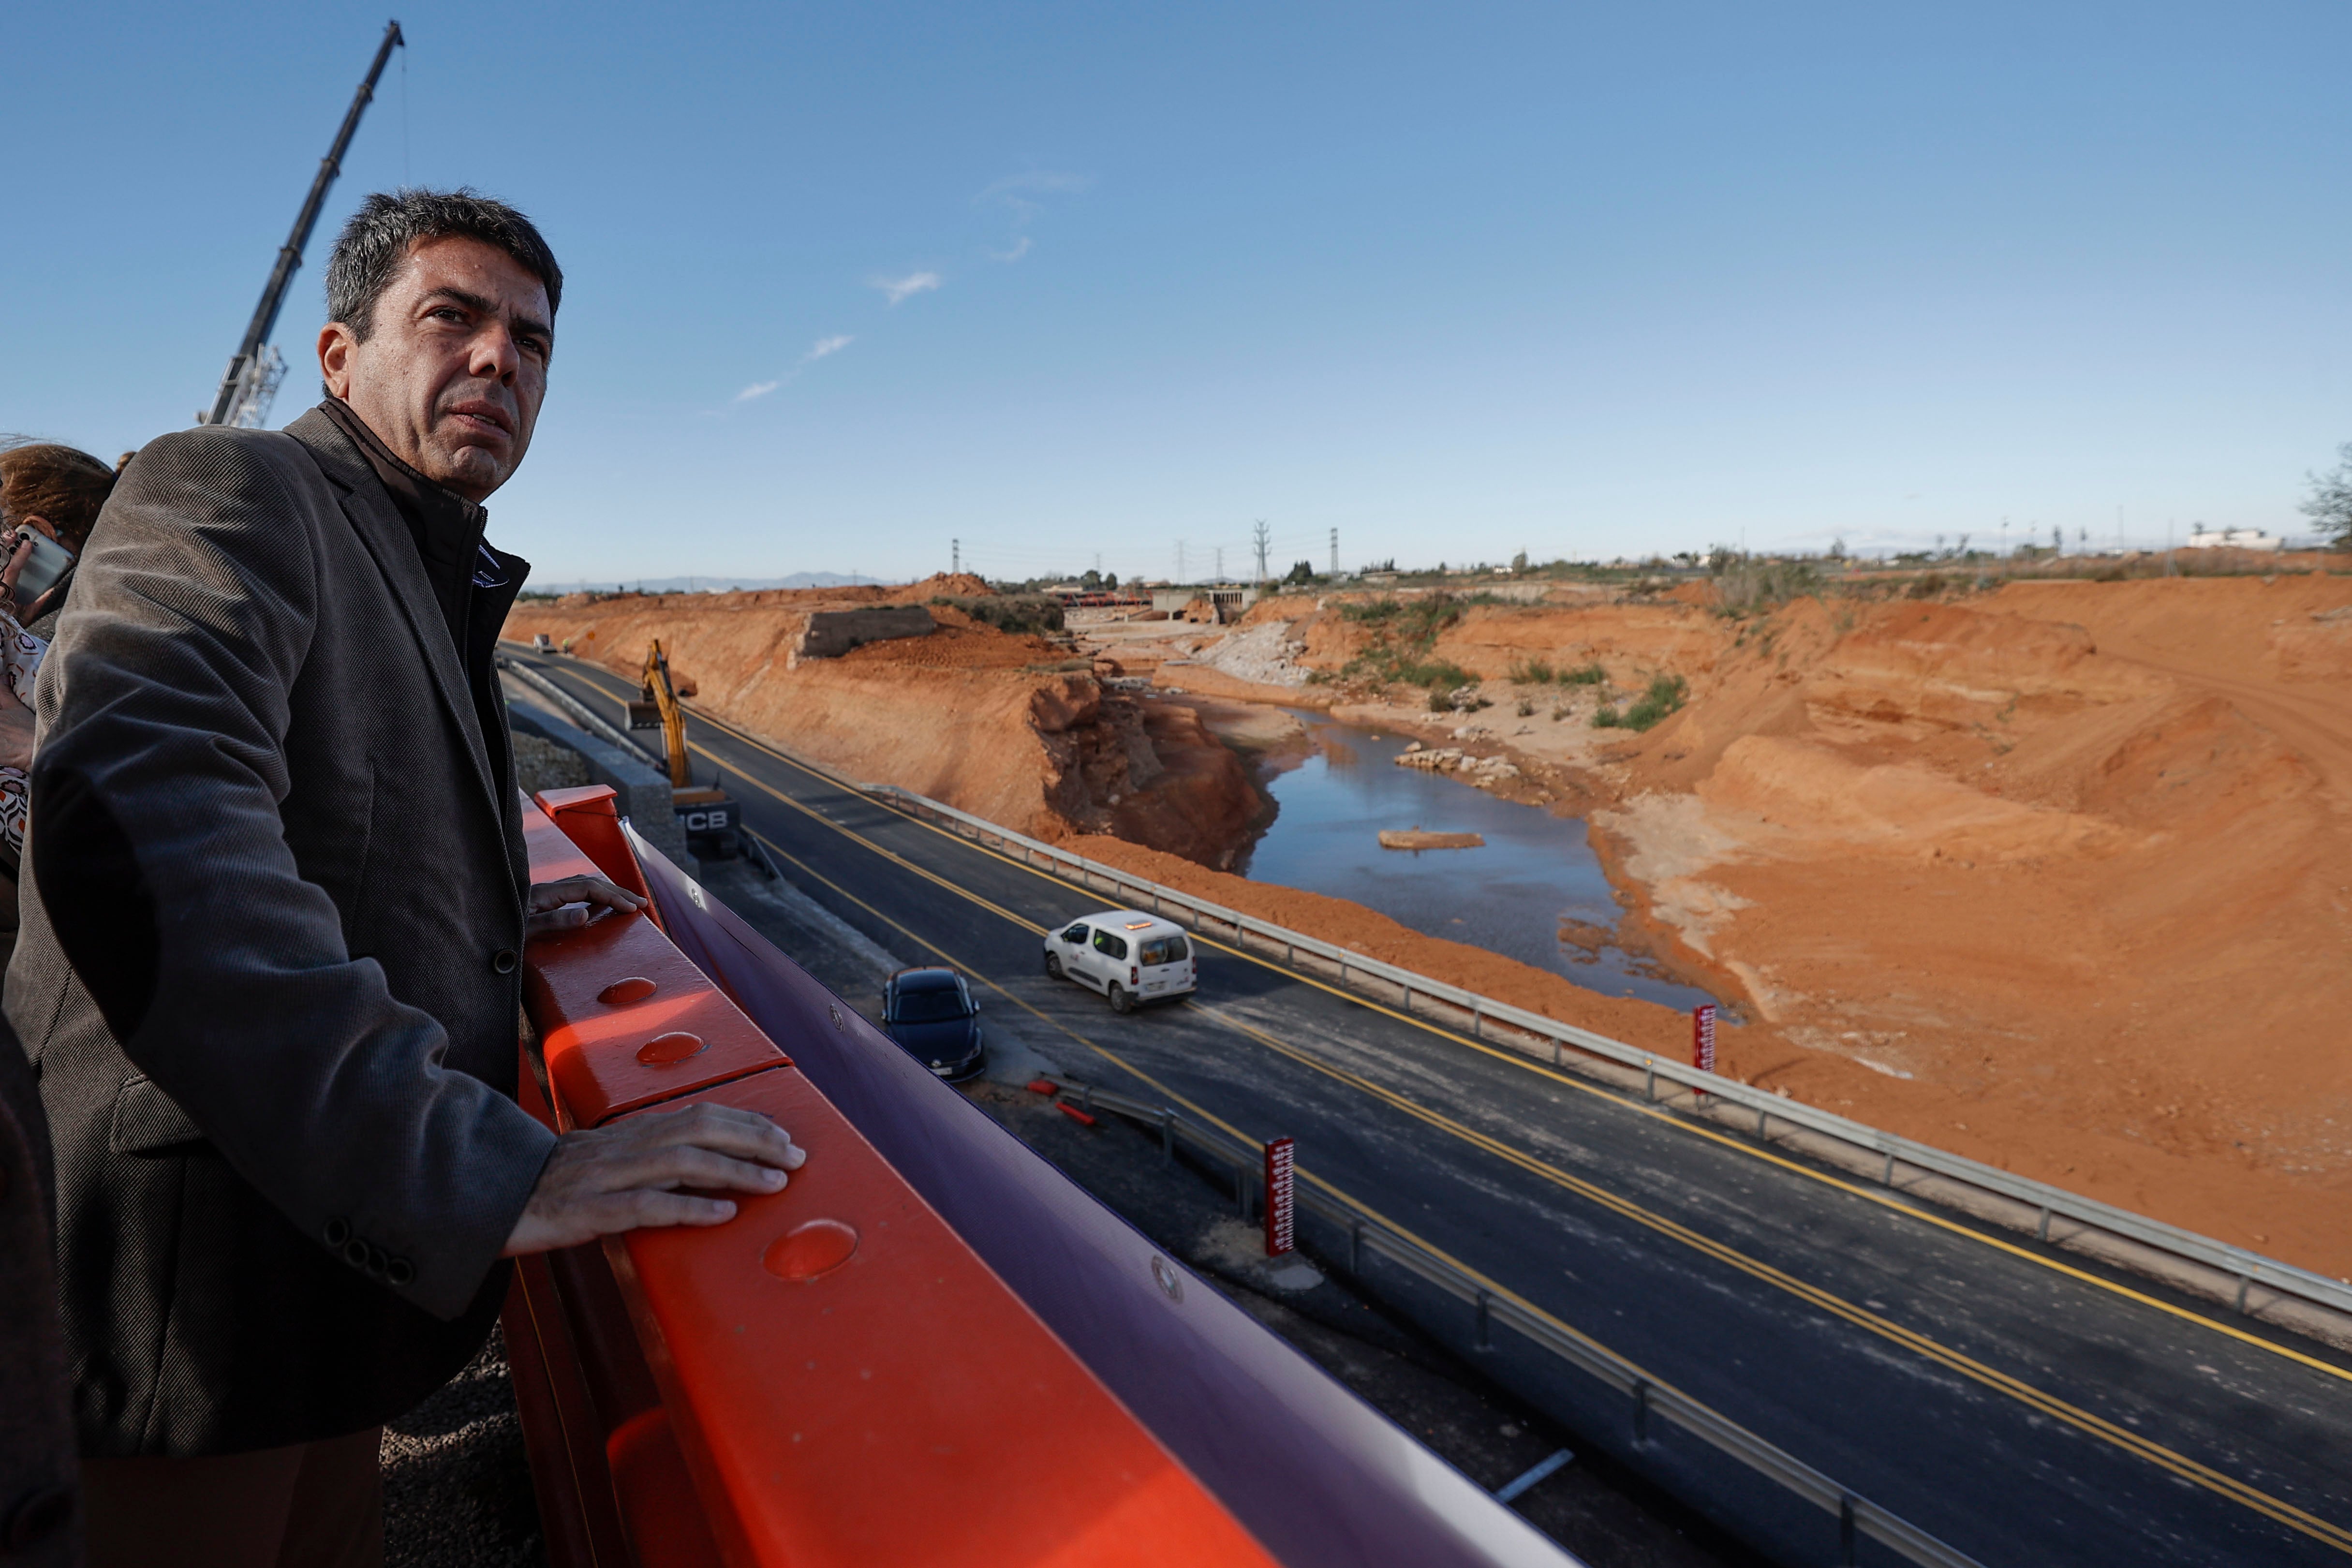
[511,734,591,796]
[380,1326,545,1568]
[1192,620,1311,686]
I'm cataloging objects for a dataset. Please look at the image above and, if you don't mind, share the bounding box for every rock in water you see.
[1378,829,1485,850]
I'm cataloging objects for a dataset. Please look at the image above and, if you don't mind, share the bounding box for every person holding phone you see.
[0,442,114,974]
[0,440,116,631]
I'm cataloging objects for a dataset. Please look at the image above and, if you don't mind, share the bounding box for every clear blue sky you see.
[7,2,2350,584]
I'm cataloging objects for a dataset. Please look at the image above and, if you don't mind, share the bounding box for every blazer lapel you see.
[283,409,502,824]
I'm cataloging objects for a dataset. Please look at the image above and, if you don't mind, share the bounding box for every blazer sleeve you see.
[26,427,554,1320]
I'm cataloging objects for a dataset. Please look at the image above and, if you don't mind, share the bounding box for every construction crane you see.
[200,20,405,429]
[627,641,769,873]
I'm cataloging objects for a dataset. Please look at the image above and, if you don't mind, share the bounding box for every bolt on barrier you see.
[1052,1078,1985,1568]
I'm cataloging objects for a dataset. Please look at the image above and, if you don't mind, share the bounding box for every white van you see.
[1043,910,1198,1013]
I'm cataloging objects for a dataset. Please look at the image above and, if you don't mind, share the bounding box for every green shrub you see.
[1394,658,1475,690]
[1623,675,1687,729]
[931,593,1065,634]
[1592,675,1686,731]
[1714,558,1820,616]
[1509,656,1608,686]
[1515,697,1534,716]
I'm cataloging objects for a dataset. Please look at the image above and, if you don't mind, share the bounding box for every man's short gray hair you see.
[324,188,563,342]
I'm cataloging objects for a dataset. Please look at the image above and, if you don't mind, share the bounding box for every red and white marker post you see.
[1263,1136,1297,1257]
[1692,1003,1717,1099]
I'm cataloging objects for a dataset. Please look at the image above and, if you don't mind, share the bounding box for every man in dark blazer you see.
[8,190,806,1568]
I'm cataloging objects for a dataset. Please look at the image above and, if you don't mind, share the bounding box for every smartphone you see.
[6,529,74,617]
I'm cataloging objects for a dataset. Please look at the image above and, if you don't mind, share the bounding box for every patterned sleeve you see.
[0,609,42,859]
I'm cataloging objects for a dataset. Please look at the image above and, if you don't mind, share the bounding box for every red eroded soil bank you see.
[504,579,1263,866]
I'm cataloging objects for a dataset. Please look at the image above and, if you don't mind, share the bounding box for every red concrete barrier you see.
[506,792,1275,1567]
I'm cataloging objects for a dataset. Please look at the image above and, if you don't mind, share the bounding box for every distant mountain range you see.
[532,572,883,594]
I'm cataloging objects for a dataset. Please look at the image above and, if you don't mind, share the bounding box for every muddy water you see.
[1237,711,1717,1010]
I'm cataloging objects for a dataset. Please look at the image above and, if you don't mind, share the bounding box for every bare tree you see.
[2302,442,2352,548]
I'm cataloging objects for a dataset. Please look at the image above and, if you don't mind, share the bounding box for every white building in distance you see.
[2185,525,2285,552]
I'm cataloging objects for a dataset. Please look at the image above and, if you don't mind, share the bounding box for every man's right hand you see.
[502,1100,806,1256]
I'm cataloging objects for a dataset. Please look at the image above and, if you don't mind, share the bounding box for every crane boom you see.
[201,19,405,429]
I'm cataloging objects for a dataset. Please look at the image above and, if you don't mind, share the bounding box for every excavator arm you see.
[631,640,692,789]
[617,639,769,877]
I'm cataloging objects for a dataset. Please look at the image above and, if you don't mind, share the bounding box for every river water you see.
[1236,710,1717,1011]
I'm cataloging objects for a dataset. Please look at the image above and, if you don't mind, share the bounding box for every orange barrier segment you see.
[522,797,785,1127]
[534,784,657,912]
[516,798,1279,1567]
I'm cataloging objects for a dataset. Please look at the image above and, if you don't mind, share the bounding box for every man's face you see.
[318,236,552,503]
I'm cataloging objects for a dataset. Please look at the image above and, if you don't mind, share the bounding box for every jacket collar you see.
[283,404,503,824]
[316,398,492,658]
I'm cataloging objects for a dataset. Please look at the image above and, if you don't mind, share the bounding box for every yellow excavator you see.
[627,640,769,873]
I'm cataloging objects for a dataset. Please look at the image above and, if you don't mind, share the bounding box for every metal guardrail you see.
[500,656,664,764]
[492,647,2352,1332]
[864,784,2352,1332]
[1054,1079,1984,1568]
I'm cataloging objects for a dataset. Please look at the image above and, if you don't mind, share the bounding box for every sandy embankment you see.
[1169,575,2352,1277]
[503,577,1264,865]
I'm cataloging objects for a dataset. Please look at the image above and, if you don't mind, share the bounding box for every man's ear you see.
[317,323,357,400]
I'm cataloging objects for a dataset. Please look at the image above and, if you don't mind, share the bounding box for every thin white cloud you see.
[872,271,942,306]
[734,380,780,403]
[976,171,1089,262]
[802,334,853,362]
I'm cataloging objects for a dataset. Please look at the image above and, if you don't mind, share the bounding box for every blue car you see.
[881,967,987,1080]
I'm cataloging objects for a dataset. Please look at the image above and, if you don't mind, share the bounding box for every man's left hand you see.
[526,874,647,936]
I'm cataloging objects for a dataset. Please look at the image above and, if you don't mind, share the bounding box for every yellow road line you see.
[1184,1001,2352,1551]
[544,655,2352,1546]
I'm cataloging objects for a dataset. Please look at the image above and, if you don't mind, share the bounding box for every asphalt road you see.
[504,646,2352,1568]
